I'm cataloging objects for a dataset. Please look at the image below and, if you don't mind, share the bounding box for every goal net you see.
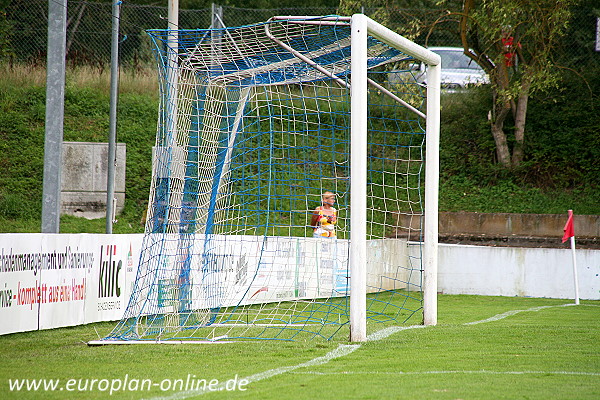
[98,14,439,343]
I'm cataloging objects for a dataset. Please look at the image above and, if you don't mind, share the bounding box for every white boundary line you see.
[143,326,426,400]
[143,343,364,400]
[291,370,600,377]
[463,304,575,325]
[143,303,582,400]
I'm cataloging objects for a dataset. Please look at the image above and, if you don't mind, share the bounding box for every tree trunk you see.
[511,80,531,166]
[491,103,512,167]
[490,64,512,167]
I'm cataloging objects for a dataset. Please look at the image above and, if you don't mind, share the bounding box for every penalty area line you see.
[142,303,580,400]
[142,325,425,400]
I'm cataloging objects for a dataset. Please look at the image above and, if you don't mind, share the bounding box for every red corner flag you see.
[562,210,574,243]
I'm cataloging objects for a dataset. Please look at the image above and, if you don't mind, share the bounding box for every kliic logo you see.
[98,245,121,299]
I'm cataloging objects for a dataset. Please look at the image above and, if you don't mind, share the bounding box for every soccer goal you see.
[94,14,440,344]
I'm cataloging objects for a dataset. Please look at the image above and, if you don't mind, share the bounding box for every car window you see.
[435,50,481,70]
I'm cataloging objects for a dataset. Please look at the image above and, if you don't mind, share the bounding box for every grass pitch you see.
[1,294,599,399]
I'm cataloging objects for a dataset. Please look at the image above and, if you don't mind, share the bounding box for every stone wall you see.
[61,141,126,219]
[394,211,600,248]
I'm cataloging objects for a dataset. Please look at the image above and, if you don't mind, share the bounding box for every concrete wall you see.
[61,142,126,219]
[438,212,600,238]
[395,212,600,246]
[437,243,600,300]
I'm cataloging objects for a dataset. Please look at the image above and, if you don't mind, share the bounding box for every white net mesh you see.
[105,16,428,342]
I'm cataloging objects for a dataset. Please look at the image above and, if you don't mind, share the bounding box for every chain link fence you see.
[2,1,598,71]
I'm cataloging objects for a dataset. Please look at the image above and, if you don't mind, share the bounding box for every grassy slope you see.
[0,66,158,233]
[0,66,598,233]
[0,295,598,399]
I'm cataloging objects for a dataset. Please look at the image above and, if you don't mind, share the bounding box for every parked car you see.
[418,47,489,91]
[388,46,489,92]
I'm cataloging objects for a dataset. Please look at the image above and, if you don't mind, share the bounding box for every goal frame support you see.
[349,14,440,342]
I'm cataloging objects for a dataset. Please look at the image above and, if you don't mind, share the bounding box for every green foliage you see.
[439,77,600,214]
[471,0,576,97]
[0,8,13,61]
[0,192,38,219]
[0,85,46,219]
[521,72,600,189]
[439,87,497,182]
[440,176,600,214]
[1,58,599,234]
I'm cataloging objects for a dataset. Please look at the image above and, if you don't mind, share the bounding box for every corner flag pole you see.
[570,235,580,305]
[562,210,579,305]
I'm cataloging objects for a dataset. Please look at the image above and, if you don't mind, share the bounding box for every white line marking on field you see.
[291,370,600,377]
[464,304,575,325]
[144,303,580,400]
[366,324,427,341]
[144,343,360,400]
[145,325,425,400]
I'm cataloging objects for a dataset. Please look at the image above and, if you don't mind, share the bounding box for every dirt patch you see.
[439,234,600,249]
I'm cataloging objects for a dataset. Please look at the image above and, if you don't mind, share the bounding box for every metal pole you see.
[211,3,223,28]
[42,0,67,233]
[106,0,120,233]
[167,0,179,143]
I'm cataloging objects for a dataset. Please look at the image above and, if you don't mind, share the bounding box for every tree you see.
[456,0,576,167]
[339,0,577,168]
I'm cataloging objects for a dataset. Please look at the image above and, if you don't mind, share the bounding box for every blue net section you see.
[104,16,427,342]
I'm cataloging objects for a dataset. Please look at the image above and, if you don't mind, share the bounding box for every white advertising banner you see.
[0,234,143,335]
[4,233,596,337]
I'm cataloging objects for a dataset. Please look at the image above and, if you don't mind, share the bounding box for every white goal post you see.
[348,14,440,341]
